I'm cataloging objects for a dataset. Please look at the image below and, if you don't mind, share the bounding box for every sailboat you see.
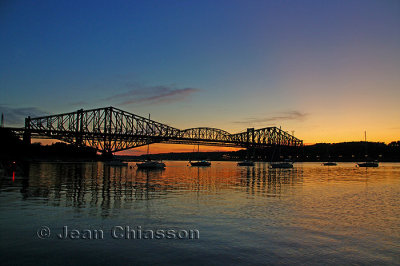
[238,148,254,166]
[323,162,337,166]
[136,114,166,170]
[270,158,294,168]
[190,144,211,166]
[357,131,379,168]
[323,145,337,166]
[357,161,378,168]
[105,160,128,166]
[237,160,255,166]
[269,134,294,168]
[137,159,166,169]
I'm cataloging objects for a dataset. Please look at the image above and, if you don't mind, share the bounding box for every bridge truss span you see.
[21,106,303,154]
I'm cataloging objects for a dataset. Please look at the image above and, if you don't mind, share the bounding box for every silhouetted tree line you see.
[298,142,399,162]
[0,128,98,161]
[1,128,399,162]
[122,141,400,162]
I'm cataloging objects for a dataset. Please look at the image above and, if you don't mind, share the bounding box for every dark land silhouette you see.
[0,128,98,162]
[1,128,399,164]
[120,142,400,162]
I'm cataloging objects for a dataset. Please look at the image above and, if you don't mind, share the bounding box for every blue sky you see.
[1,0,399,144]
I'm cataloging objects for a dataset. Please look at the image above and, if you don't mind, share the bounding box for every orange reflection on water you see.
[3,161,399,263]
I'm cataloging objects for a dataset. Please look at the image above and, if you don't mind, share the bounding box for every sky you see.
[1,0,399,154]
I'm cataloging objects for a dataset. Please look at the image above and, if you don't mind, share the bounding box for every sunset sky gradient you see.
[1,0,399,154]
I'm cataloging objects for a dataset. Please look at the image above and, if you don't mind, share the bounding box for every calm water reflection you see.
[0,162,399,265]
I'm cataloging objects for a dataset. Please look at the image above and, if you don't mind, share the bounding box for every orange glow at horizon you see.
[34,139,242,155]
[116,143,241,156]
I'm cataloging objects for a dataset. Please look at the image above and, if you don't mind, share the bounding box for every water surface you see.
[0,162,399,265]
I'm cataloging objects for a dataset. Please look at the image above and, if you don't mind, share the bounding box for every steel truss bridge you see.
[13,107,302,154]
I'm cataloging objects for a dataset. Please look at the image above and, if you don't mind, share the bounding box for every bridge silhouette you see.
[12,107,302,155]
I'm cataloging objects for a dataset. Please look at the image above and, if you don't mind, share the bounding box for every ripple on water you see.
[0,161,399,265]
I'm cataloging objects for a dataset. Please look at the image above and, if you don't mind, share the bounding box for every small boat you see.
[237,160,255,166]
[136,114,167,170]
[357,131,379,168]
[190,160,211,167]
[136,160,166,169]
[189,144,211,166]
[105,160,128,166]
[270,159,293,169]
[323,162,337,166]
[357,161,379,167]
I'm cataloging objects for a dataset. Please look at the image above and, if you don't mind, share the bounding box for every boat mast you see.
[364,130,367,161]
[147,114,150,156]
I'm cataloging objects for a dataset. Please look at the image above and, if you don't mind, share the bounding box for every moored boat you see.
[270,159,293,169]
[137,160,166,169]
[237,160,255,166]
[136,113,166,170]
[357,131,379,168]
[105,160,128,166]
[357,161,379,167]
[190,160,211,167]
[323,162,337,166]
[190,144,211,166]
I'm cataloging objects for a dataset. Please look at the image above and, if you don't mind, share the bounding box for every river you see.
[0,162,399,265]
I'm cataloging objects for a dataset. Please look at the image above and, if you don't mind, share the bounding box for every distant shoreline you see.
[1,128,399,163]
